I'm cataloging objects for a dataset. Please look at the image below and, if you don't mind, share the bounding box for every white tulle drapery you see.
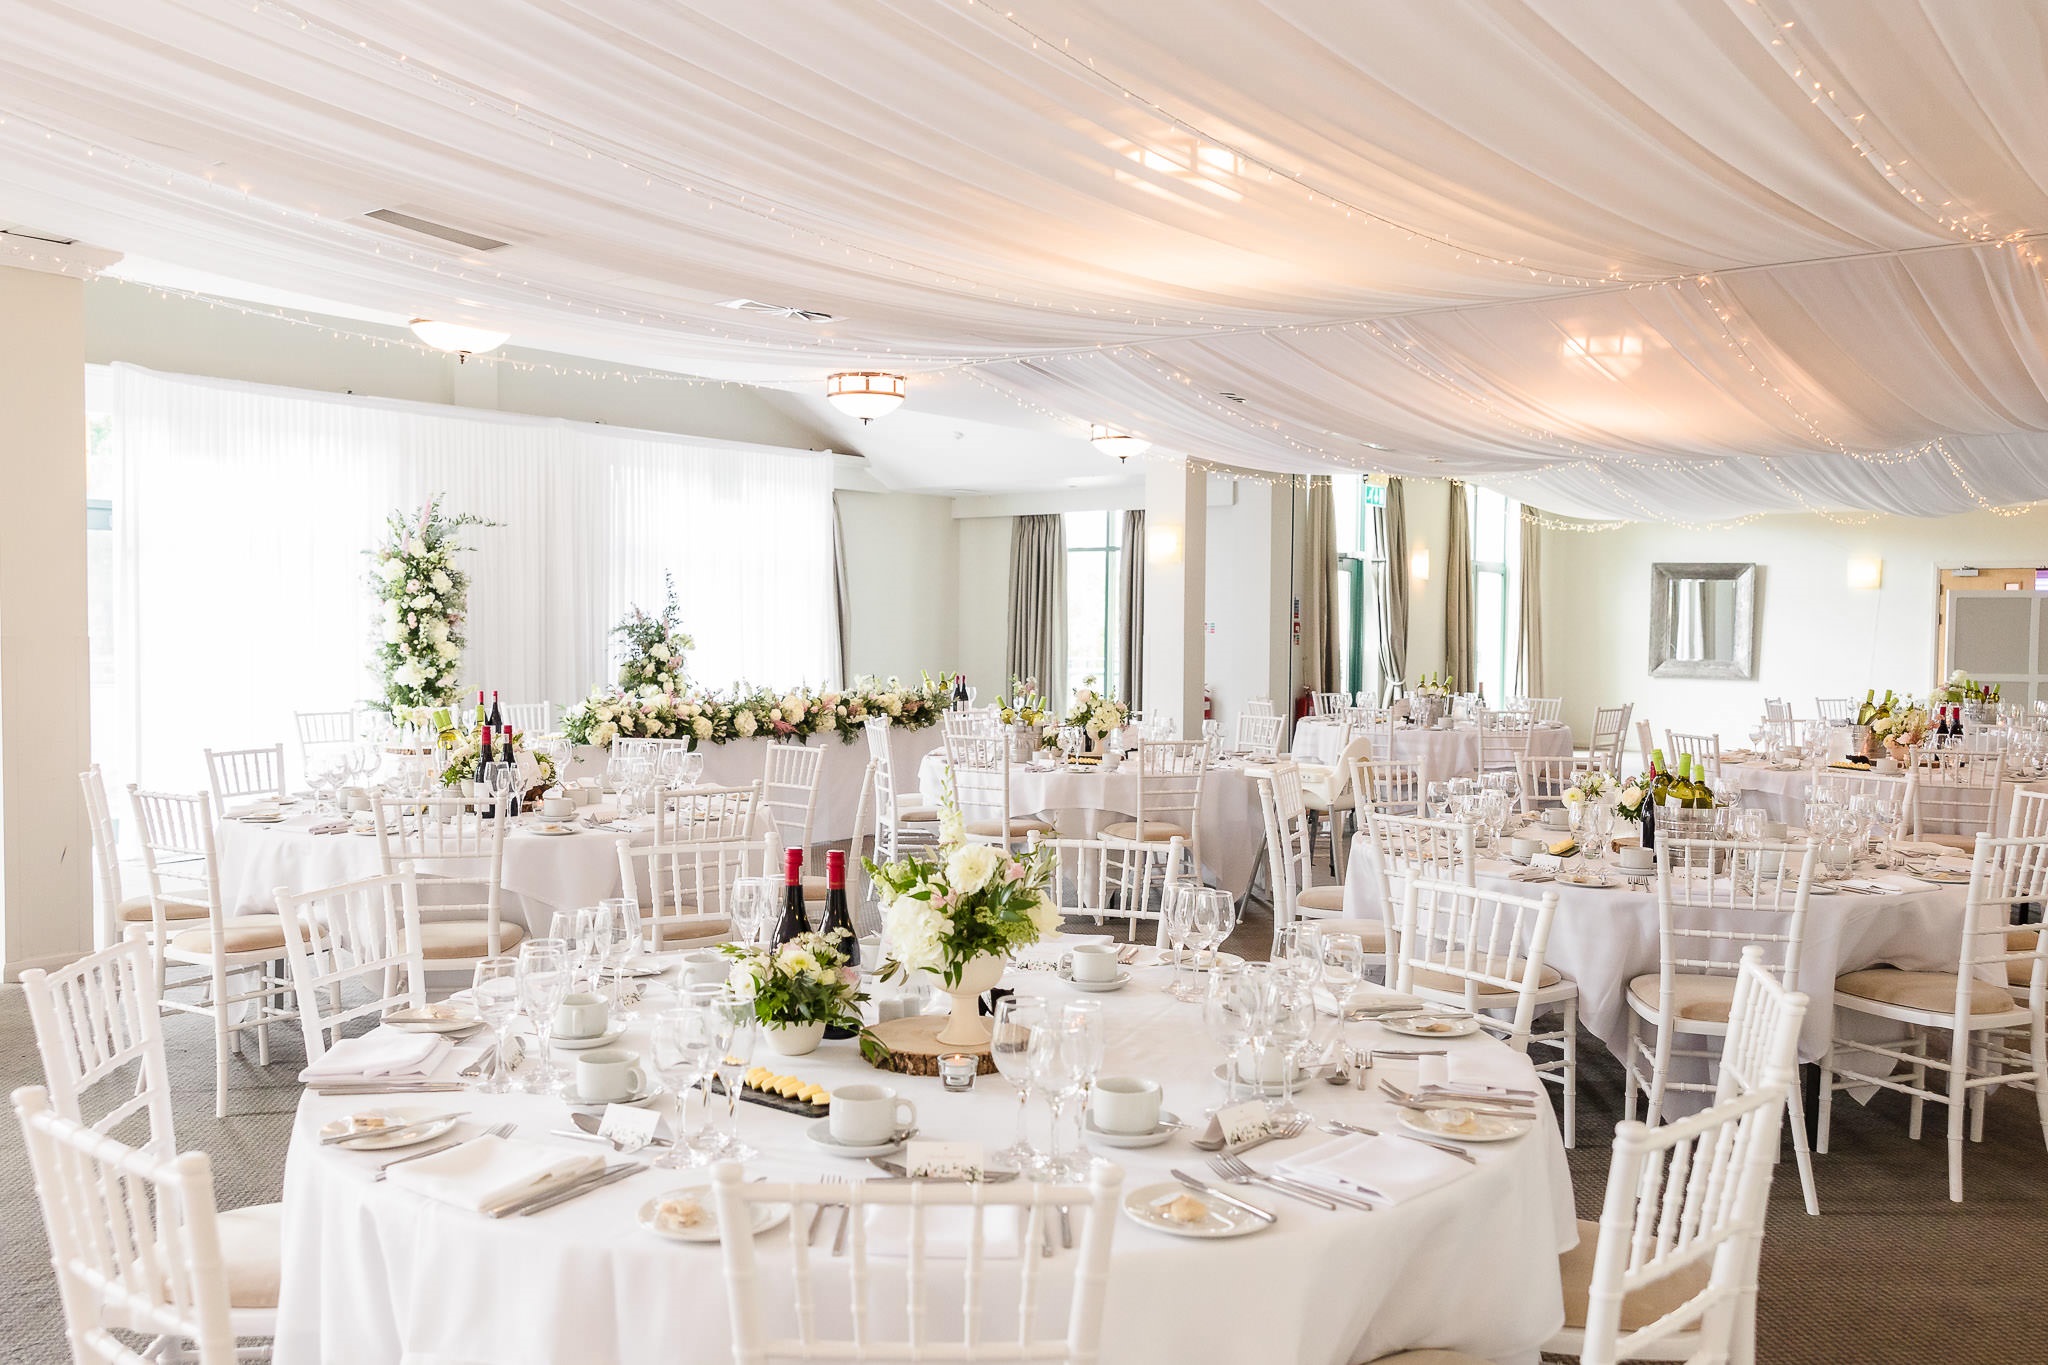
[105,365,834,789]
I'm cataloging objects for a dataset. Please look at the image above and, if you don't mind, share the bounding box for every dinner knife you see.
[1168,1169,1276,1224]
[514,1162,643,1216]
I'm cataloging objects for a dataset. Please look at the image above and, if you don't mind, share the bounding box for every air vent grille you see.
[362,209,508,253]
[718,298,834,323]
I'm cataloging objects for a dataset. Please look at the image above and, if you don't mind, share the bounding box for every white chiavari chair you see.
[1664,730,1722,782]
[1762,698,1792,723]
[761,742,825,882]
[1518,697,1564,724]
[612,736,692,764]
[1579,702,1631,772]
[944,725,1053,851]
[1353,756,1427,818]
[22,940,176,1157]
[14,1087,273,1364]
[1243,696,1277,718]
[1820,832,2048,1202]
[656,782,760,844]
[864,717,941,862]
[1257,765,1384,961]
[271,870,428,1065]
[1545,949,1808,1365]
[1302,734,1373,876]
[369,792,521,974]
[709,1161,1122,1365]
[203,744,287,814]
[1627,836,1820,1215]
[83,764,177,950]
[1311,690,1348,718]
[1635,718,1656,773]
[293,709,355,779]
[1340,706,1393,760]
[1034,832,1185,945]
[1102,738,1207,889]
[1359,812,1473,978]
[1814,697,1855,726]
[1516,754,1606,813]
[1476,709,1534,773]
[1395,878,1560,1051]
[1233,711,1284,758]
[130,787,296,1117]
[1759,716,1802,751]
[2008,786,2048,838]
[1911,748,2006,848]
[501,701,554,734]
[620,832,774,950]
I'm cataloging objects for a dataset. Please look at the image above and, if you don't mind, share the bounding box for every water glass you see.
[1203,962,1253,1104]
[991,996,1047,1168]
[706,996,759,1160]
[1029,1010,1092,1181]
[516,939,571,1094]
[471,957,521,1093]
[650,1003,720,1169]
[729,877,777,947]
[1190,887,1237,969]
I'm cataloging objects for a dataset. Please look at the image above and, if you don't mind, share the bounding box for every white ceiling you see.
[9,1,2048,516]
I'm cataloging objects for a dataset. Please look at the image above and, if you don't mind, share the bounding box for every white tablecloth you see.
[1719,757,2046,831]
[1291,720,1574,776]
[274,950,1577,1365]
[915,755,1269,897]
[1340,836,1983,1066]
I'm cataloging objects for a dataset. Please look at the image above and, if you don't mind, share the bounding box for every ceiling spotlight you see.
[409,319,509,360]
[1090,425,1152,460]
[825,371,907,423]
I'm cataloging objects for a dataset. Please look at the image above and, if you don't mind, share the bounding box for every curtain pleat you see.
[1005,514,1066,696]
[831,493,851,689]
[1515,504,1543,696]
[1375,477,1408,700]
[1118,508,1146,708]
[1300,477,1339,695]
[1444,480,1476,692]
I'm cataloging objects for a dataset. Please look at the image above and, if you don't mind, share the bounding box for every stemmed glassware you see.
[1318,932,1367,1072]
[1190,887,1236,973]
[309,752,349,815]
[650,1001,719,1169]
[470,956,521,1093]
[1056,1000,1104,1173]
[658,748,687,790]
[1162,887,1200,1001]
[729,877,776,947]
[1058,726,1085,767]
[489,756,521,819]
[704,995,759,1160]
[990,996,1047,1170]
[595,897,640,1016]
[515,938,571,1094]
[1581,802,1615,871]
[1028,1008,1093,1181]
[1263,975,1318,1120]
[1204,962,1253,1104]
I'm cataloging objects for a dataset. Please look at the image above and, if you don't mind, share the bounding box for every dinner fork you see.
[827,1175,855,1256]
[1210,1152,1377,1210]
[1317,1118,1477,1165]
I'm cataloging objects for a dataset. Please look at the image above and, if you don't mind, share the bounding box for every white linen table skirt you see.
[914,753,1269,896]
[273,954,1576,1365]
[1291,719,1574,775]
[1719,759,2047,832]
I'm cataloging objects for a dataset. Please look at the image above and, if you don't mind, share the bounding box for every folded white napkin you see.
[1415,1051,1531,1096]
[1320,982,1422,1018]
[299,1026,452,1083]
[385,1135,604,1213]
[861,1203,1024,1259]
[1277,1134,1470,1205]
[1835,879,1892,894]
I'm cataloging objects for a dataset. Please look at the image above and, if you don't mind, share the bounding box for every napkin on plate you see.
[1276,1134,1471,1205]
[861,1203,1025,1259]
[1316,982,1420,1018]
[299,1026,453,1083]
[385,1135,603,1213]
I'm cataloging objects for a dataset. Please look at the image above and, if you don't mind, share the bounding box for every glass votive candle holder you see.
[937,1053,977,1092]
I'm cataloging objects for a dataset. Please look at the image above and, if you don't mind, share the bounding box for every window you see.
[1468,486,1521,703]
[86,414,117,772]
[1332,476,1386,704]
[1063,510,1121,702]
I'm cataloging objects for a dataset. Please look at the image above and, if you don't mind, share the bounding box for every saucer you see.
[384,1006,480,1034]
[567,1081,660,1109]
[528,822,580,837]
[552,1027,626,1051]
[1400,1109,1532,1143]
[1211,1061,1311,1086]
[638,1183,790,1243]
[319,1106,461,1151]
[1058,964,1131,992]
[804,1119,917,1158]
[1379,1014,1482,1039]
[1085,1110,1180,1149]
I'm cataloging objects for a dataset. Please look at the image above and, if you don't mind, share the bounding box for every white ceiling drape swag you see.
[105,364,833,789]
[15,3,2048,515]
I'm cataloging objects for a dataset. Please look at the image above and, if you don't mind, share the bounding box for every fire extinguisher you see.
[1203,687,1213,721]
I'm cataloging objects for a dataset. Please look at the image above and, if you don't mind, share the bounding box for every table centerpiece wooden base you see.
[864,1014,997,1076]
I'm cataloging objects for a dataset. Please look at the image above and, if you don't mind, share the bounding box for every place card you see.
[597,1104,661,1150]
[1532,852,1568,871]
[1215,1099,1273,1147]
[904,1140,982,1180]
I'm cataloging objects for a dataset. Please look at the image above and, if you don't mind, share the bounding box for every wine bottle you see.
[498,728,520,817]
[474,724,495,818]
[771,846,811,945]
[1688,755,1715,808]
[486,689,503,730]
[820,849,857,1039]
[475,689,488,728]
[1855,688,1876,727]
[953,672,970,710]
[1647,748,1669,809]
[1639,761,1658,852]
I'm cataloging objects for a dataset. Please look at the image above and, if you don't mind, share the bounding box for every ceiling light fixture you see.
[1090,425,1152,458]
[409,319,510,360]
[825,371,907,423]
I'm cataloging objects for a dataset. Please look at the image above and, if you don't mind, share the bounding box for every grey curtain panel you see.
[830,494,852,688]
[1444,480,1476,692]
[1515,504,1543,696]
[1375,477,1408,700]
[1006,513,1066,695]
[1301,476,1340,694]
[1118,508,1146,709]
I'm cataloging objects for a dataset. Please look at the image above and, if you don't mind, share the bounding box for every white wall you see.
[1541,506,2048,747]
[836,491,959,680]
[1205,477,1291,723]
[955,517,1012,695]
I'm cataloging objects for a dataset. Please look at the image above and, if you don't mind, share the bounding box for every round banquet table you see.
[914,753,1270,897]
[1291,719,1574,775]
[273,946,1578,1365]
[1716,754,2048,830]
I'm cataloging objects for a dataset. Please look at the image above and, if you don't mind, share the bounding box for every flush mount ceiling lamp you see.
[825,371,907,422]
[409,319,510,360]
[1089,424,1152,459]
[1560,332,1645,381]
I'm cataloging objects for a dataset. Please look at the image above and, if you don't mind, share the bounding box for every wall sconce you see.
[1410,548,1430,581]
[1147,524,1183,565]
[1846,555,1883,590]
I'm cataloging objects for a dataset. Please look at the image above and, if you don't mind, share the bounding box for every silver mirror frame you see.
[1647,562,1757,680]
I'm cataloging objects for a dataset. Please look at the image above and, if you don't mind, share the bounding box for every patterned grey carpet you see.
[3,912,2044,1363]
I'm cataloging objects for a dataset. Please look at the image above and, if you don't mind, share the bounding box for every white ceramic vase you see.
[932,953,1009,1048]
[763,1020,826,1056]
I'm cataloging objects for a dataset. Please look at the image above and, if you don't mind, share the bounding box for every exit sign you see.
[1360,483,1385,508]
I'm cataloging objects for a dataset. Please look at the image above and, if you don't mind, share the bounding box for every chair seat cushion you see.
[217,1201,283,1310]
[1835,968,2017,1016]
[1295,884,1350,914]
[1100,820,1191,843]
[894,806,941,823]
[2010,928,2042,987]
[402,921,528,961]
[1301,917,1387,953]
[1627,972,1737,1025]
[1411,962,1562,995]
[1557,1217,1709,1331]
[118,894,208,924]
[800,875,829,898]
[169,916,321,957]
[1915,832,1979,850]
[965,817,1056,837]
[648,917,732,947]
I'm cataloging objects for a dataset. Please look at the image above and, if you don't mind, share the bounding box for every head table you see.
[1715,751,2046,831]
[1290,719,1574,776]
[274,947,1576,1365]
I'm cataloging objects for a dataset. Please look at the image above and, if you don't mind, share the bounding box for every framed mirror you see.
[1648,562,1757,679]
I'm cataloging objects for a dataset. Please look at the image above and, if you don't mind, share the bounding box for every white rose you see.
[945,844,1001,896]
[726,962,761,1001]
[733,710,758,737]
[384,621,404,643]
[692,716,713,740]
[884,696,902,717]
[393,662,424,688]
[410,593,437,610]
[1563,788,1585,805]
[438,639,459,660]
[592,720,618,746]
[650,643,670,661]
[429,569,452,593]
[1621,785,1643,806]
[377,557,406,583]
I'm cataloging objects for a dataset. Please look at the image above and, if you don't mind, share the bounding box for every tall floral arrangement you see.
[1060,677,1129,741]
[613,573,694,695]
[865,805,1060,988]
[368,498,496,718]
[559,674,954,749]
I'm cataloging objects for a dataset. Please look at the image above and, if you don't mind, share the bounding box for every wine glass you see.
[650,1003,719,1169]
[1057,999,1105,1173]
[729,877,776,948]
[1028,1010,1090,1181]
[515,939,571,1094]
[470,957,521,1093]
[678,752,705,789]
[991,996,1047,1169]
[1318,932,1367,1068]
[658,747,686,790]
[574,906,609,995]
[489,756,521,819]
[1162,887,1200,1001]
[1204,962,1253,1104]
[595,897,641,1015]
[1190,887,1236,971]
[705,995,759,1160]
[1264,976,1318,1120]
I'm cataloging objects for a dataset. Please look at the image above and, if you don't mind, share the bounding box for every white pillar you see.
[1141,459,1207,733]
[0,264,94,977]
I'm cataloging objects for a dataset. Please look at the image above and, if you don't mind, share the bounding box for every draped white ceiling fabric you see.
[10,1,2048,517]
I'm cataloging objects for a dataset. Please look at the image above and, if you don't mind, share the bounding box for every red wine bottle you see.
[474,725,495,817]
[486,689,503,730]
[772,846,810,945]
[821,849,857,1039]
[953,672,969,709]
[498,728,520,817]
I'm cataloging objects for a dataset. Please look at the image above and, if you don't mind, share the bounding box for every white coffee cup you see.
[541,795,574,818]
[1232,1049,1290,1085]
[1618,845,1654,872]
[1509,835,1545,859]
[1089,1076,1162,1134]
[830,1082,916,1145]
[1875,758,1900,775]
[553,991,608,1040]
[1067,943,1121,983]
[679,949,728,988]
[574,1048,646,1103]
[1540,808,1571,830]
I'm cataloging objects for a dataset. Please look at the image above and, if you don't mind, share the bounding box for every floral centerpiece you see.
[720,931,883,1059]
[999,677,1052,730]
[1614,775,1648,824]
[865,807,1061,1047]
[367,498,496,718]
[558,674,955,750]
[1562,769,1610,808]
[1940,670,1999,708]
[613,573,694,695]
[1871,703,1931,761]
[1059,678,1129,748]
[437,727,558,800]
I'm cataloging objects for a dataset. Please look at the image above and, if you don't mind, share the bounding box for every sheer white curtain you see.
[106,365,833,789]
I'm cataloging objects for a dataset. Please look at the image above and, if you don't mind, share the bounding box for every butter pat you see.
[1547,837,1578,857]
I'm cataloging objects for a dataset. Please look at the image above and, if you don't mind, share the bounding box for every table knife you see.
[1169,1169,1275,1224]
[515,1162,642,1216]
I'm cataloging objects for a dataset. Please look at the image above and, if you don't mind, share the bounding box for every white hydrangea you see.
[880,894,954,974]
[392,662,424,688]
[945,843,1001,896]
[409,592,437,611]
[727,962,761,1001]
[429,569,452,593]
[592,720,618,747]
[733,710,758,737]
[692,716,713,740]
[378,557,406,583]
[649,642,670,660]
